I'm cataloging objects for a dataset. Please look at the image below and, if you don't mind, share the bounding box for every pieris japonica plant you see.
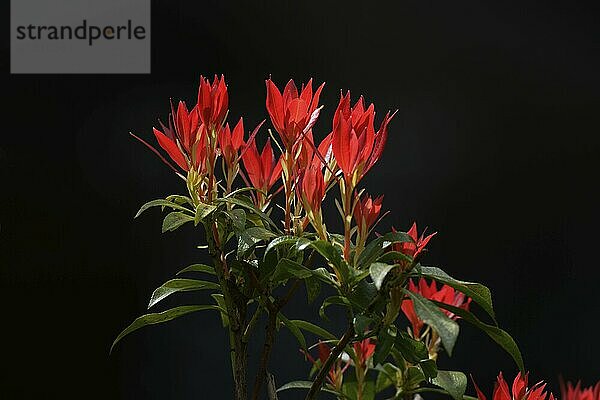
[113,75,527,400]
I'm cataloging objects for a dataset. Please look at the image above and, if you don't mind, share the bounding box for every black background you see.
[2,1,599,399]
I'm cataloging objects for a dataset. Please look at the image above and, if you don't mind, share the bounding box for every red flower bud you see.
[331,91,396,185]
[393,222,436,260]
[197,74,228,129]
[301,164,325,213]
[352,338,376,369]
[265,78,324,150]
[218,117,245,168]
[353,193,384,234]
[151,100,203,172]
[241,137,282,194]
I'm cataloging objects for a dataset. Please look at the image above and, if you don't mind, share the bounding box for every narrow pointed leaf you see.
[403,289,459,356]
[395,331,428,363]
[223,208,246,232]
[278,313,307,350]
[271,258,313,284]
[176,264,215,276]
[369,262,395,290]
[264,235,299,257]
[304,276,321,304]
[148,279,220,308]
[431,370,467,400]
[194,202,217,225]
[211,294,229,327]
[217,196,279,231]
[417,266,496,322]
[162,212,194,232]
[358,231,412,269]
[319,296,351,320]
[289,320,336,341]
[277,381,340,395]
[310,240,342,269]
[432,301,524,372]
[135,199,193,219]
[111,305,223,353]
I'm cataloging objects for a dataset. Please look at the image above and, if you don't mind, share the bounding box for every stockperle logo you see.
[11,0,150,74]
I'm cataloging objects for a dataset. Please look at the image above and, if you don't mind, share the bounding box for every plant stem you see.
[305,325,356,400]
[341,179,354,262]
[252,311,278,400]
[283,151,293,234]
[206,220,248,400]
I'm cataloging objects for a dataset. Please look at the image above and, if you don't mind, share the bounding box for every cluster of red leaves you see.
[473,373,600,400]
[561,379,600,400]
[149,75,228,173]
[474,373,555,400]
[140,75,397,239]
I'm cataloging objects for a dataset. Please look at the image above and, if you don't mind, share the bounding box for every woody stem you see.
[205,219,247,400]
[305,325,355,400]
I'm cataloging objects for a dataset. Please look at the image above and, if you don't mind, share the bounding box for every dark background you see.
[2,0,599,398]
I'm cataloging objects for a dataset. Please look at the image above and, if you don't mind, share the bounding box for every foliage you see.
[113,75,526,400]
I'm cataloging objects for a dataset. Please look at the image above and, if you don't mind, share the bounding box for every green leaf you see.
[349,268,371,287]
[176,264,215,276]
[165,194,193,206]
[277,380,341,395]
[433,301,524,372]
[289,320,337,340]
[148,279,220,308]
[347,280,377,311]
[343,380,375,400]
[395,331,428,363]
[271,258,313,285]
[162,212,194,233]
[111,305,223,353]
[403,289,459,356]
[224,187,263,198]
[278,313,307,350]
[369,262,395,290]
[211,294,229,327]
[236,226,276,258]
[375,363,401,393]
[431,370,467,400]
[304,276,321,304]
[311,267,337,286]
[377,251,413,265]
[243,226,276,240]
[194,202,218,225]
[417,266,496,322]
[134,199,193,219]
[353,314,374,336]
[309,240,343,270]
[217,196,279,231]
[264,235,299,257]
[419,359,438,379]
[358,231,412,269]
[405,365,426,389]
[320,296,351,320]
[373,325,396,365]
[223,208,246,232]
